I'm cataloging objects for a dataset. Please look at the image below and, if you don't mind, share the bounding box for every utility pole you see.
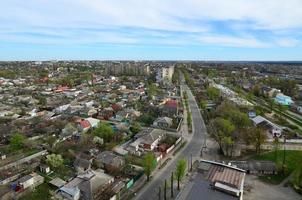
[190,153,193,172]
[282,136,286,174]
[158,186,161,200]
[171,172,174,198]
[164,179,167,200]
[188,156,190,171]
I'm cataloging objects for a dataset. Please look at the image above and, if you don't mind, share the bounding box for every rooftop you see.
[178,160,246,200]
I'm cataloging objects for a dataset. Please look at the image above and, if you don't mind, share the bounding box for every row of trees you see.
[172,68,180,85]
[183,91,192,131]
[143,153,187,199]
[263,76,298,97]
[180,68,194,87]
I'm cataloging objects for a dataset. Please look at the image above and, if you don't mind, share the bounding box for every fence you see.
[0,150,48,171]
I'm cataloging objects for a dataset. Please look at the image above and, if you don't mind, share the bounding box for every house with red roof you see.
[54,86,70,93]
[77,119,91,132]
[162,100,179,117]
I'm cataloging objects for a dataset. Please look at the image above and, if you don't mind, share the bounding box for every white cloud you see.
[0,29,139,45]
[275,38,299,47]
[0,0,301,48]
[197,35,269,48]
[2,0,302,31]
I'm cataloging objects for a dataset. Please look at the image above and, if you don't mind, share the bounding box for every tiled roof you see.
[165,100,178,108]
[79,120,91,129]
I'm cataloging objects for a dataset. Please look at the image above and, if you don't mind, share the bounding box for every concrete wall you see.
[0,173,20,185]
[0,150,47,171]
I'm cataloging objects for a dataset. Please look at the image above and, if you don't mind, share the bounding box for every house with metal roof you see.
[178,159,246,200]
[252,115,283,137]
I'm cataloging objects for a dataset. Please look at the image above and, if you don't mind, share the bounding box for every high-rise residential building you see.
[156,66,174,85]
[105,62,150,76]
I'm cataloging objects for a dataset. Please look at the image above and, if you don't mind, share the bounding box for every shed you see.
[49,177,66,188]
[230,161,277,175]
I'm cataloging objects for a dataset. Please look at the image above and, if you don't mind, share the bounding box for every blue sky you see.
[1,0,302,61]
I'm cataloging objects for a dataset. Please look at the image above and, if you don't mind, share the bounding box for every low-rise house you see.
[77,119,91,132]
[59,169,114,200]
[132,128,165,151]
[12,173,44,192]
[54,85,70,93]
[162,100,179,117]
[268,88,281,97]
[153,117,173,129]
[39,164,50,174]
[59,185,81,200]
[261,86,272,97]
[61,123,78,139]
[99,107,114,120]
[275,93,294,106]
[252,115,283,137]
[290,102,302,114]
[86,117,100,128]
[74,156,92,173]
[49,177,66,189]
[54,104,70,114]
[96,151,125,172]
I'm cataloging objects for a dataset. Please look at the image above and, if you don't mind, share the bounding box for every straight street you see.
[134,82,207,200]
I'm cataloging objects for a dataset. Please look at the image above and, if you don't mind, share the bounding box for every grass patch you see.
[251,150,302,184]
[258,174,287,184]
[126,155,144,167]
[19,183,51,200]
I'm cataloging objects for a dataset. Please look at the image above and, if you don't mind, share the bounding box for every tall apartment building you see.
[156,66,174,85]
[105,62,150,76]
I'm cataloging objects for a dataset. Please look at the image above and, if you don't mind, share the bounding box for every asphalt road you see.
[134,83,207,200]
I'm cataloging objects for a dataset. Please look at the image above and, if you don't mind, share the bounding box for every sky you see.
[1,0,302,61]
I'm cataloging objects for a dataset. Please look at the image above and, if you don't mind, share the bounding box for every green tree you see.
[172,68,179,85]
[37,96,47,106]
[252,84,261,97]
[46,154,64,168]
[249,127,267,154]
[223,136,234,157]
[211,118,235,153]
[143,152,157,181]
[183,91,188,100]
[187,112,192,128]
[130,122,142,134]
[138,114,155,126]
[45,135,56,147]
[216,101,251,129]
[10,133,25,151]
[175,159,186,190]
[199,100,207,110]
[147,83,158,99]
[206,87,220,101]
[92,123,114,143]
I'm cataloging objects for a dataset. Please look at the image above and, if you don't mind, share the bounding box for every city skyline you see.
[1,0,302,61]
